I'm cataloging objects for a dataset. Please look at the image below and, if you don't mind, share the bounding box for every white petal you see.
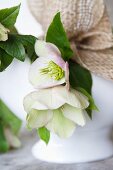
[23,91,47,113]
[23,86,89,113]
[35,40,65,69]
[46,109,76,138]
[71,89,89,109]
[54,86,88,108]
[62,104,86,126]
[32,88,66,110]
[23,88,66,111]
[29,55,65,88]
[27,109,53,129]
[35,40,60,57]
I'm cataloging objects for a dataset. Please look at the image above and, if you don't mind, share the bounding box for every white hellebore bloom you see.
[23,86,89,138]
[29,40,69,89]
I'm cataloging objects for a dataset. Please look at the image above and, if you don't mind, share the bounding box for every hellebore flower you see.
[23,86,89,138]
[29,40,69,89]
[0,23,9,41]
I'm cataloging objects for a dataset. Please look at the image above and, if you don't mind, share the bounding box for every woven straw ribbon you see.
[28,0,113,81]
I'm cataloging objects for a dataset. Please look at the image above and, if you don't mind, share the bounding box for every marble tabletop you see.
[1,130,113,170]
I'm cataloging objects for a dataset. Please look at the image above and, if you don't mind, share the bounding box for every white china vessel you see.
[32,74,113,163]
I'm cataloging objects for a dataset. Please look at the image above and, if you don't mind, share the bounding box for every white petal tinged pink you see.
[29,40,68,89]
[35,40,66,69]
[65,61,70,90]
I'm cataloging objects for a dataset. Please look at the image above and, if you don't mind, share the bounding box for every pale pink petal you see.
[65,62,70,90]
[35,40,65,70]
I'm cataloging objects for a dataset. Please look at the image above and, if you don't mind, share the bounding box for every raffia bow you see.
[28,0,113,80]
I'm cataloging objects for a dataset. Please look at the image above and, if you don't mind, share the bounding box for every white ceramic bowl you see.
[32,74,113,163]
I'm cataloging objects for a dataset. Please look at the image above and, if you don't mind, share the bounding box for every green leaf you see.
[12,34,37,62]
[0,34,25,61]
[0,99,22,134]
[86,109,92,119]
[0,123,9,153]
[0,34,37,69]
[46,12,73,60]
[69,60,92,95]
[0,48,13,71]
[38,127,50,144]
[28,51,37,63]
[14,34,36,47]
[0,5,20,28]
[77,87,99,118]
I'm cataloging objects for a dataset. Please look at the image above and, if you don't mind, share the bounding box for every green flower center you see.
[40,61,64,80]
